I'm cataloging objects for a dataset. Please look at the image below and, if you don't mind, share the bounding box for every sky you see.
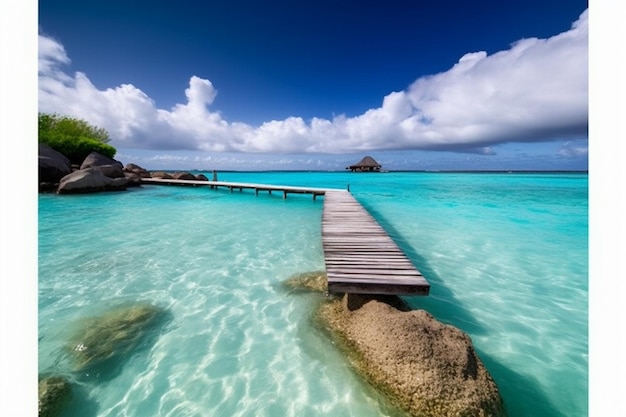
[35,0,589,171]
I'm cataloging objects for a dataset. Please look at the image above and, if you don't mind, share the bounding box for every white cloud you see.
[38,33,70,74]
[38,10,588,155]
[402,12,588,151]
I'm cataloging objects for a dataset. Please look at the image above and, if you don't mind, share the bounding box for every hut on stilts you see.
[346,156,382,172]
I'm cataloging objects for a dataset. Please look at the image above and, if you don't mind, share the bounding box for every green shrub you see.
[39,113,117,163]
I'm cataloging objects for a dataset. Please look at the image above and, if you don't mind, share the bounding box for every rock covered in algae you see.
[317,294,506,417]
[66,302,167,373]
[38,375,71,417]
[282,270,328,293]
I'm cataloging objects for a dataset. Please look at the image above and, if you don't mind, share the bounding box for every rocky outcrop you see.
[125,163,151,178]
[38,375,72,417]
[150,171,173,179]
[172,171,197,180]
[79,151,126,180]
[38,146,158,193]
[318,294,506,417]
[38,144,71,189]
[282,270,328,293]
[284,271,506,417]
[38,145,214,193]
[96,163,125,179]
[122,171,142,187]
[66,303,167,375]
[122,163,151,187]
[79,151,123,170]
[57,168,128,194]
[149,171,207,181]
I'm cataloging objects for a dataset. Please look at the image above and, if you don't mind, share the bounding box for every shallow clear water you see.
[38,171,588,417]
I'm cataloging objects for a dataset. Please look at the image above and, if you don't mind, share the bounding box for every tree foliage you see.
[38,113,117,163]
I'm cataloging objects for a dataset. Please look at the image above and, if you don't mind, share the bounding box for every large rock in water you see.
[66,303,167,378]
[80,151,126,179]
[124,163,151,178]
[317,294,506,417]
[38,375,72,417]
[282,270,328,293]
[80,151,123,170]
[172,171,197,180]
[150,171,173,179]
[57,168,128,194]
[39,144,71,185]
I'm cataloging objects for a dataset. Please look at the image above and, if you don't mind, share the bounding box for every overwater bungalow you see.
[346,156,382,172]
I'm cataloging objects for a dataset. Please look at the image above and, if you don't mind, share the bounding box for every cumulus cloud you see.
[38,10,588,155]
[38,34,70,74]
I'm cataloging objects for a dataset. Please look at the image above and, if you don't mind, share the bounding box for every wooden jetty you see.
[141,177,327,200]
[141,177,430,296]
[322,190,430,295]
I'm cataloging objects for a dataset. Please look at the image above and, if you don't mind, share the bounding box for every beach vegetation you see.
[38,112,117,163]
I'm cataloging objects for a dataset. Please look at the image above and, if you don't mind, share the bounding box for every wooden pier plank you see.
[322,190,430,296]
[141,177,327,199]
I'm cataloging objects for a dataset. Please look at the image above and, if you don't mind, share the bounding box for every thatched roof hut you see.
[346,156,382,172]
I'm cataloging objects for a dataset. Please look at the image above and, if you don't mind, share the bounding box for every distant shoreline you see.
[153,169,589,174]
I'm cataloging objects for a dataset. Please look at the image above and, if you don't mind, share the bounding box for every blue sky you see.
[36,0,588,170]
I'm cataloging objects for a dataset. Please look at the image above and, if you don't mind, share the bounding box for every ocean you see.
[38,171,588,417]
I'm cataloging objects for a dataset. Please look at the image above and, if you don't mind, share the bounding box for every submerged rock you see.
[66,302,167,376]
[38,375,72,417]
[282,270,328,293]
[316,294,506,417]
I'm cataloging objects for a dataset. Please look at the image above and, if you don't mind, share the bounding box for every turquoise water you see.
[38,171,588,417]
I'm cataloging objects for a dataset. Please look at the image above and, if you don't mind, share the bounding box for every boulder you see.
[282,270,328,293]
[38,144,71,184]
[76,151,126,181]
[317,294,506,417]
[57,168,128,194]
[125,163,143,171]
[172,171,196,180]
[79,151,123,170]
[66,303,167,377]
[38,375,72,417]
[123,171,143,187]
[150,171,173,179]
[124,163,151,178]
[94,163,125,179]
[37,145,153,193]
